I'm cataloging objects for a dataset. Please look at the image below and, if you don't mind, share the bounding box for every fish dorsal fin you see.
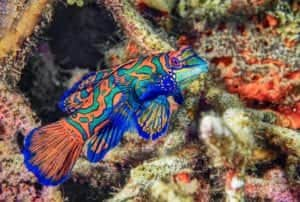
[134,95,170,140]
[58,70,111,113]
[58,58,140,114]
[85,101,133,162]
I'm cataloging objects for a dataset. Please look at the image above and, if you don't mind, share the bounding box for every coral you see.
[245,168,299,201]
[72,158,126,188]
[0,0,53,87]
[186,2,300,128]
[199,103,300,200]
[177,0,273,18]
[149,172,210,202]
[135,0,177,14]
[104,131,163,164]
[67,0,85,7]
[0,154,63,201]
[177,0,231,18]
[102,1,299,200]
[200,92,300,159]
[149,180,194,202]
[108,156,189,201]
[222,168,300,202]
[66,0,95,7]
[102,0,174,53]
[0,0,50,59]
[273,0,300,42]
[108,152,207,201]
[0,82,39,139]
[0,0,299,201]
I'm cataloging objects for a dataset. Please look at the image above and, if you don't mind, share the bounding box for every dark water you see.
[19,3,120,124]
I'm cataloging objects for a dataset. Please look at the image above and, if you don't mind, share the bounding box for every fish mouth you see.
[175,62,209,89]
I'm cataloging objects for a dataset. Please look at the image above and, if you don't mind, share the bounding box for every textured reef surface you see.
[0,0,299,201]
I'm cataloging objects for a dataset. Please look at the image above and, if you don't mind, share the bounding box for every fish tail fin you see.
[22,120,84,186]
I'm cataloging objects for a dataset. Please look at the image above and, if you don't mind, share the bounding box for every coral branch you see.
[259,122,300,157]
[177,0,274,18]
[223,108,300,158]
[109,156,189,201]
[0,0,52,59]
[0,0,53,86]
[102,0,174,53]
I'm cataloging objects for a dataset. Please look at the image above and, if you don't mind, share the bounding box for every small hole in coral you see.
[0,124,6,138]
[195,17,201,23]
[17,132,25,151]
[251,75,259,81]
[34,182,43,191]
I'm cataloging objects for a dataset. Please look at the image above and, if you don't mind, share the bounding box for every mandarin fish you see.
[22,46,208,186]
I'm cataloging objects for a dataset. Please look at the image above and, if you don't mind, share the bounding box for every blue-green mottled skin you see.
[22,46,209,186]
[61,48,207,141]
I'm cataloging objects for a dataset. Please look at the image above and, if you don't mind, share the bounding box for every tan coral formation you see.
[0,0,52,59]
[0,154,63,201]
[102,0,174,53]
[0,1,55,201]
[204,87,300,158]
[0,0,53,87]
[0,82,39,139]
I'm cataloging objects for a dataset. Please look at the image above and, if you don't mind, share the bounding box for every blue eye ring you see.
[171,57,181,68]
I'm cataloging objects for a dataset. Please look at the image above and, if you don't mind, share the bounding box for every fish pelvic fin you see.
[85,121,125,163]
[85,101,133,163]
[22,119,84,186]
[134,95,170,140]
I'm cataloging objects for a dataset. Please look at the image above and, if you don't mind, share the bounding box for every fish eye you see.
[171,57,181,68]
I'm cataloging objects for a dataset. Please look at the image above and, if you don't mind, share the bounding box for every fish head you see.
[166,46,209,89]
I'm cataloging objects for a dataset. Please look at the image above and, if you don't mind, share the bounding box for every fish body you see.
[22,46,208,185]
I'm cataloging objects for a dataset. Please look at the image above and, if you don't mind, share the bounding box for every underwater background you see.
[0,0,299,201]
